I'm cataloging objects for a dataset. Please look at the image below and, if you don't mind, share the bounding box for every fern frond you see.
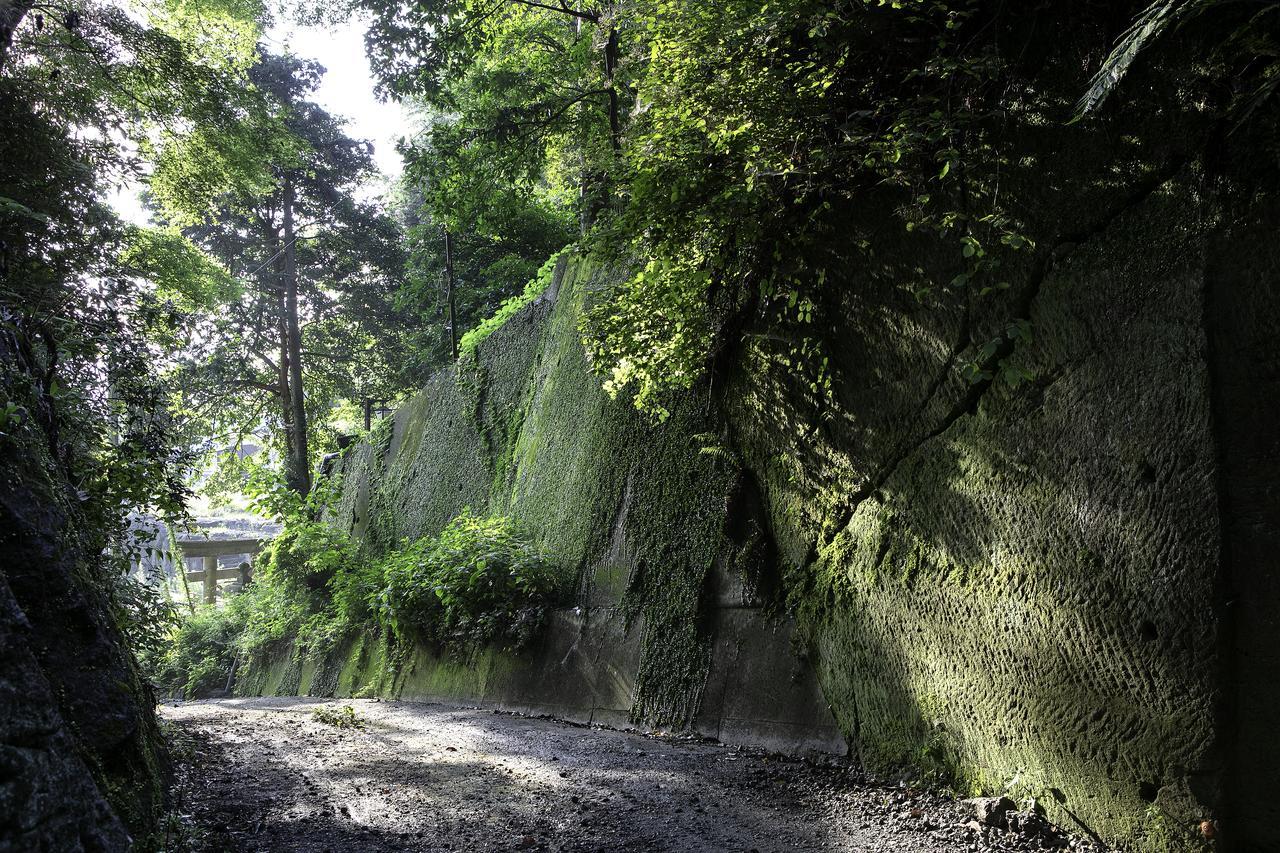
[1072,0,1193,120]
[1232,67,1280,130]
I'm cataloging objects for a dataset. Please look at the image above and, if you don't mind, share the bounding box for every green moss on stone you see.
[250,251,747,734]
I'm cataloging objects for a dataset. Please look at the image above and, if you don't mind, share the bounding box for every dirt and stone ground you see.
[159,698,1106,853]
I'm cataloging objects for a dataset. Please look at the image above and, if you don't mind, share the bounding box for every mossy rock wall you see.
[251,145,1277,853]
[253,255,844,756]
[723,147,1278,851]
[696,14,1280,841]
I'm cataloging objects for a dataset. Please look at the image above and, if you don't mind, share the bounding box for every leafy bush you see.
[245,522,373,656]
[148,605,245,699]
[235,466,371,653]
[259,519,361,587]
[152,500,561,694]
[377,510,562,656]
[113,570,181,673]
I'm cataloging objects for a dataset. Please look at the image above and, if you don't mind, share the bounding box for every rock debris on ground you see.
[160,698,1107,853]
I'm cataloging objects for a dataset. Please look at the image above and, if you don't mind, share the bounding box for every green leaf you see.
[0,196,50,223]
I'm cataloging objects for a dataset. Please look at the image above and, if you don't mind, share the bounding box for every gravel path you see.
[160,698,1102,853]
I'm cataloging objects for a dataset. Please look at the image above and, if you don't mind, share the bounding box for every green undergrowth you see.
[377,510,563,655]
[149,490,565,698]
[312,704,366,729]
[148,605,242,698]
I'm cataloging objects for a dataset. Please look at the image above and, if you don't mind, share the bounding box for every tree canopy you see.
[5,0,1279,531]
[357,0,1280,417]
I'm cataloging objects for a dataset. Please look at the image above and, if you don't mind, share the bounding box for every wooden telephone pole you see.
[444,228,458,361]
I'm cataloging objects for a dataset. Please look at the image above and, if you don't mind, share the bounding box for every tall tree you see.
[364,0,623,232]
[173,52,408,495]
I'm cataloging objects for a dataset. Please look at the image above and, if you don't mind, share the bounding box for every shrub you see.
[226,465,369,651]
[148,531,376,698]
[249,521,380,655]
[148,604,245,699]
[258,519,360,588]
[377,510,562,656]
[154,505,561,692]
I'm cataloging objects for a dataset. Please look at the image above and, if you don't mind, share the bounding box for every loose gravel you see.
[159,698,1107,853]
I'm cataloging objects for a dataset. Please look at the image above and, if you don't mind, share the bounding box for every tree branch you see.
[508,0,598,22]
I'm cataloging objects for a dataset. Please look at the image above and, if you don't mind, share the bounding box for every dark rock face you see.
[730,177,1227,848]
[0,573,130,852]
[1206,195,1280,851]
[0,400,166,850]
[715,15,1279,851]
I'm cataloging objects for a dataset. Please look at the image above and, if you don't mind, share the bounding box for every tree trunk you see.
[444,228,458,361]
[277,316,293,477]
[0,0,34,73]
[266,223,296,476]
[281,175,311,495]
[603,25,621,155]
[580,21,620,230]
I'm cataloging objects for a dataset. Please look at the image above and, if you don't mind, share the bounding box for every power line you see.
[241,232,301,281]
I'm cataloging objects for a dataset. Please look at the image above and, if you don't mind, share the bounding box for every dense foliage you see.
[0,0,294,661]
[457,250,562,357]
[148,483,563,697]
[397,181,573,371]
[377,510,562,653]
[360,0,1280,417]
[169,51,423,497]
[361,0,1016,415]
[144,603,244,698]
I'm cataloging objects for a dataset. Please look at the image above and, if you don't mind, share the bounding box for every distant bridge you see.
[175,538,267,606]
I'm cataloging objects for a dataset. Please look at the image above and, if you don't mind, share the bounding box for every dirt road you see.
[160,698,1099,852]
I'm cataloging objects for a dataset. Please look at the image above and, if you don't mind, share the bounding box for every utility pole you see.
[444,228,458,361]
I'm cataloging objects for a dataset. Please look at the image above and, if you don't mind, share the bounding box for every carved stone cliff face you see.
[1204,195,1280,851]
[269,184,1276,850]
[245,17,1280,851]
[719,32,1280,849]
[729,178,1223,849]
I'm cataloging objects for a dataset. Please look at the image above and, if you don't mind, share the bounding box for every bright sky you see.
[266,16,413,181]
[110,16,411,224]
